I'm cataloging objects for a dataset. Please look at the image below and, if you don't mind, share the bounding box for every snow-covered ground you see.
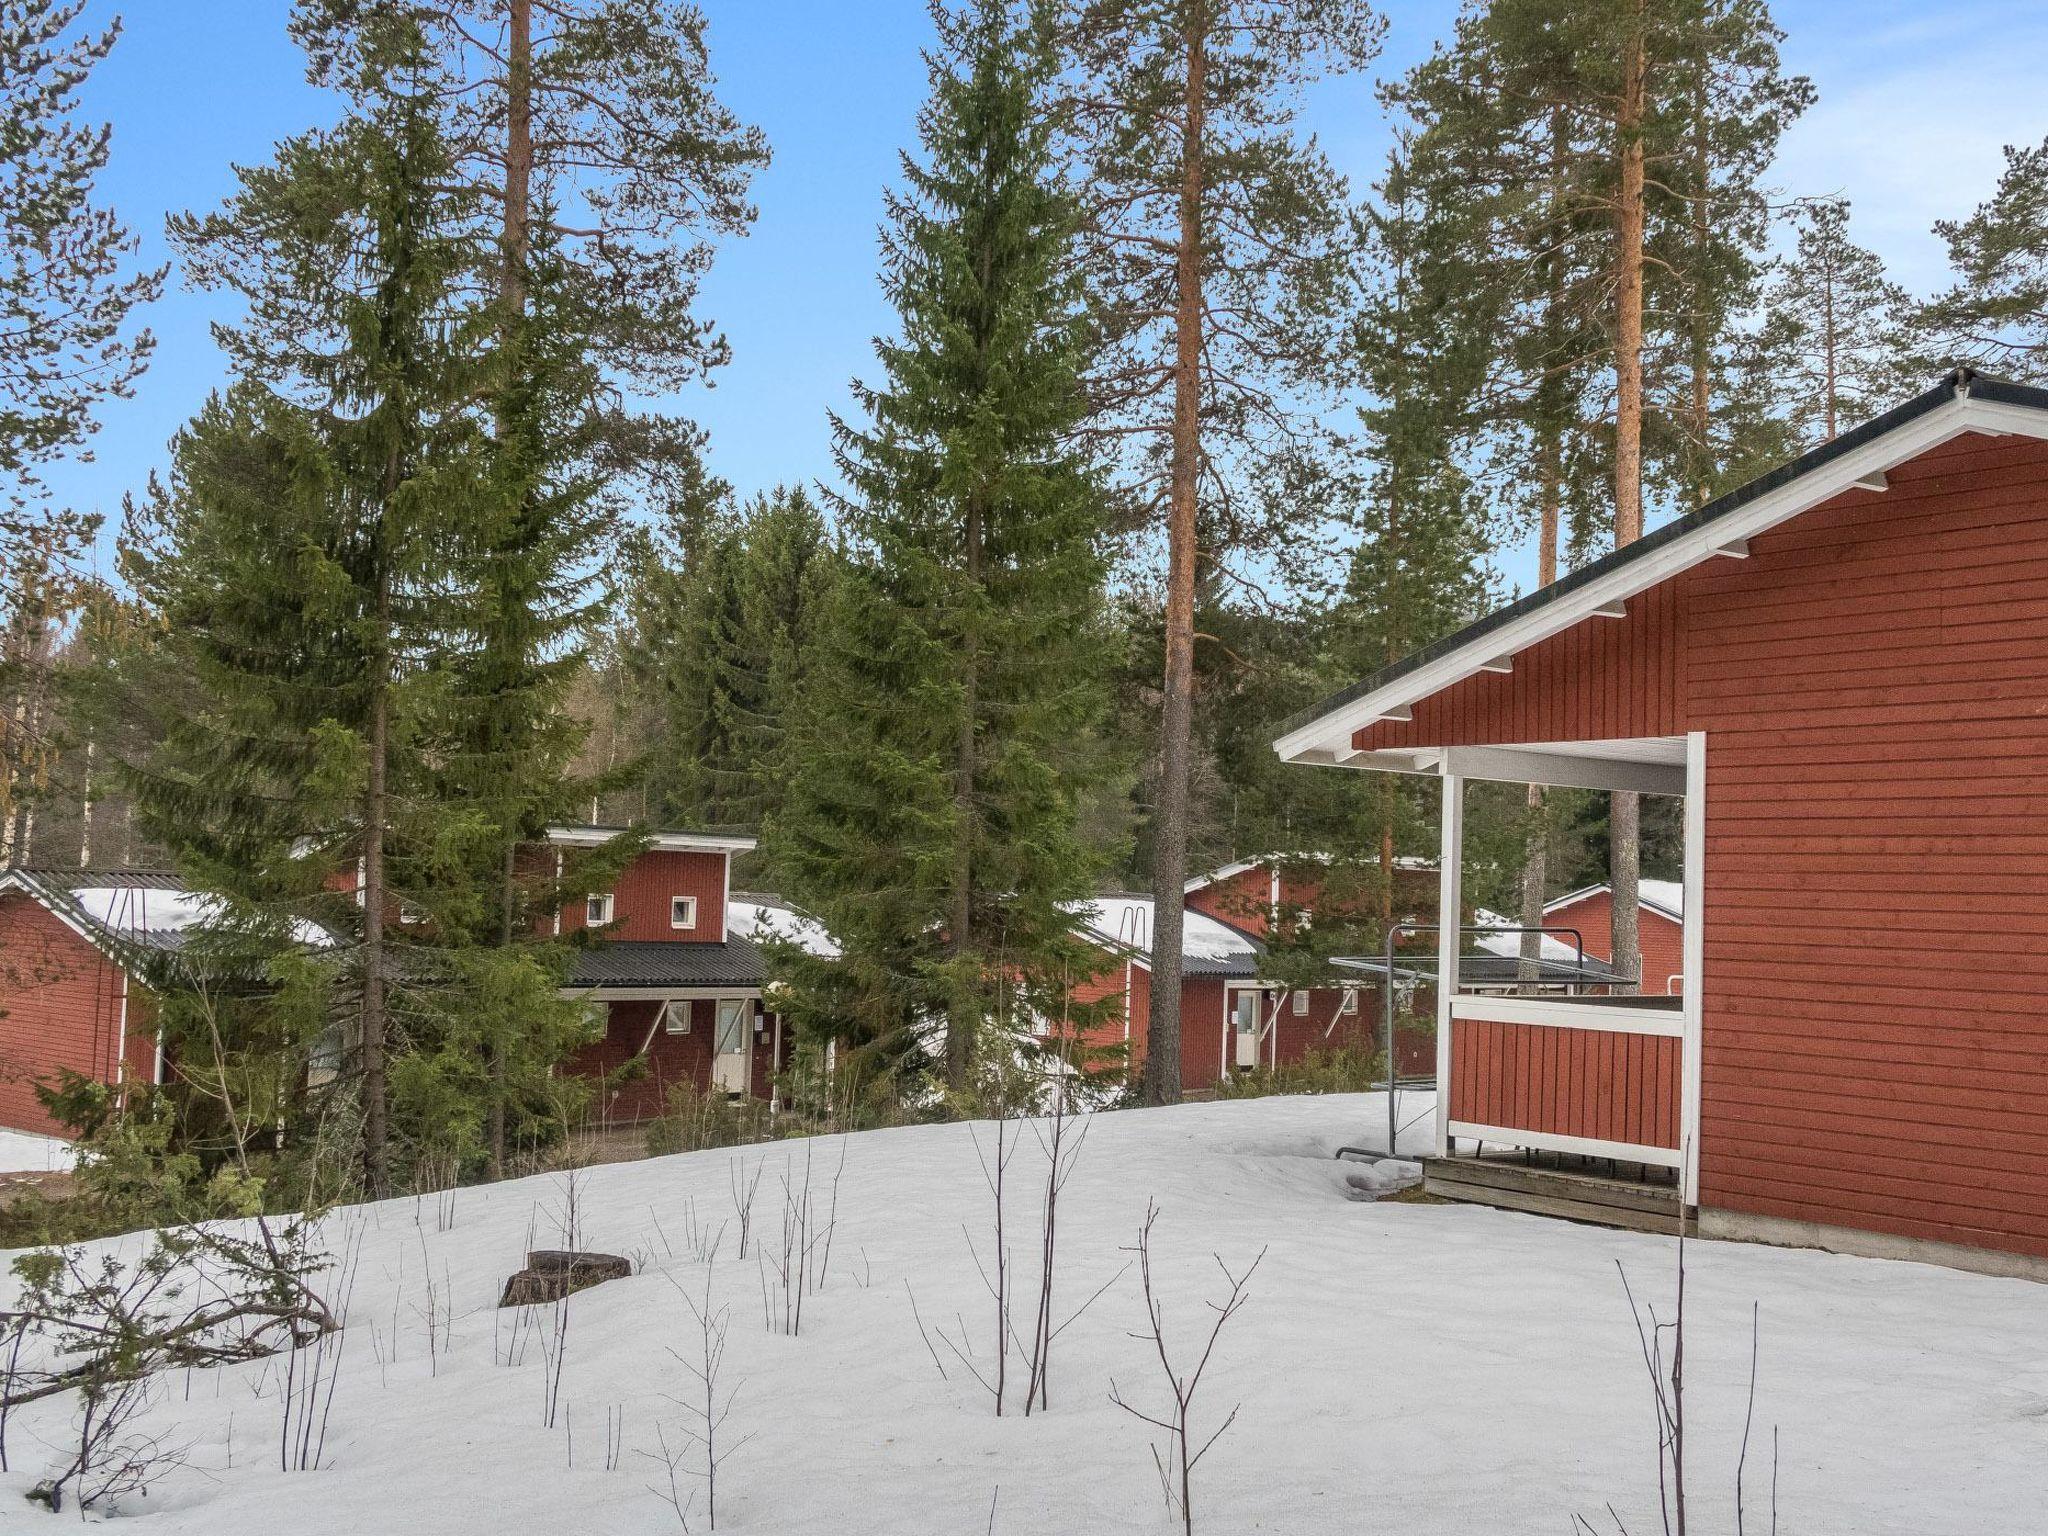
[3,1093,2043,1532]
[0,1128,73,1173]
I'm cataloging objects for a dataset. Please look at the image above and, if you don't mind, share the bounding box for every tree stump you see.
[498,1249,633,1307]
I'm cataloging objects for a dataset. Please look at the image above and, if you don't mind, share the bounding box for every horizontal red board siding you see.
[1356,432,2048,1260]
[560,849,728,943]
[0,894,135,1134]
[1449,1016,1681,1151]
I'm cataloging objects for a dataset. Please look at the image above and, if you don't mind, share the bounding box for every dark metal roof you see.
[1279,369,2048,742]
[568,938,768,990]
[30,867,186,890]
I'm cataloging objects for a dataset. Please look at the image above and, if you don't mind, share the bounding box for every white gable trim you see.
[1275,392,2048,765]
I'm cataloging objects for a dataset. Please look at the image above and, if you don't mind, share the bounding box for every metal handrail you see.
[1351,922,1593,1165]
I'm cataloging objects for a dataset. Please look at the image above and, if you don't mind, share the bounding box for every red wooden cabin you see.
[1063,855,1440,1095]
[1544,880,1686,995]
[0,869,172,1136]
[1276,369,2048,1279]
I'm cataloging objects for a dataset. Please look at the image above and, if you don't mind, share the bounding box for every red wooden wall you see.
[1544,890,1687,994]
[570,996,791,1123]
[0,894,152,1136]
[559,850,729,943]
[1353,431,2048,1261]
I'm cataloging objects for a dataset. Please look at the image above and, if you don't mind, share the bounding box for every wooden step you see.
[1422,1157,1690,1236]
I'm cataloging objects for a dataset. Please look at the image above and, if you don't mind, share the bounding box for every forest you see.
[3,0,2045,1218]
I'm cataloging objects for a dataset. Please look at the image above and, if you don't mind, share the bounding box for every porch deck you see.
[1422,1145,1688,1235]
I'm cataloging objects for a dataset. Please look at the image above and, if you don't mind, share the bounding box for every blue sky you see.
[52,0,2048,593]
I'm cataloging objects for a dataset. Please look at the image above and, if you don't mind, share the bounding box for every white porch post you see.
[1434,772,1465,1158]
[1681,730,1707,1206]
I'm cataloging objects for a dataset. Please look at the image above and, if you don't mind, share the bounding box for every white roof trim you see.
[545,826,757,854]
[1275,392,2047,764]
[1543,881,1683,924]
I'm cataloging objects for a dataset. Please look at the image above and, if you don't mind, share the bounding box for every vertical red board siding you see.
[560,850,728,943]
[1448,1015,1680,1150]
[0,895,134,1135]
[1351,432,2048,1261]
[1543,891,1686,994]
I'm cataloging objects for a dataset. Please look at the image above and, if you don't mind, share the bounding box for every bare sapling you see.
[934,1116,1023,1412]
[650,1257,754,1530]
[1108,1201,1265,1536]
[1579,1223,1780,1536]
[1021,1071,1117,1415]
[538,1170,586,1428]
[756,1145,833,1336]
[280,1216,365,1471]
[730,1156,764,1259]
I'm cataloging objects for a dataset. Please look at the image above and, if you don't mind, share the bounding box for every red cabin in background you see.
[1060,855,1440,1095]
[0,829,828,1138]
[1543,880,1685,995]
[0,869,170,1136]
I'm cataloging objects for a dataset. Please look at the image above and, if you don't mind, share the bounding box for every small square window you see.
[1292,991,1309,1017]
[670,895,698,930]
[662,999,691,1034]
[586,893,614,926]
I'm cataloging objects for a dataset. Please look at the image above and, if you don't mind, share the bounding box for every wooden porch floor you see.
[1421,1146,1690,1236]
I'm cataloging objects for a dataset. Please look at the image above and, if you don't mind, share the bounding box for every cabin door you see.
[1232,989,1261,1068]
[711,998,751,1095]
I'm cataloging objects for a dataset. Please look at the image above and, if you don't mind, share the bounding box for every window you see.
[585,893,614,926]
[1338,990,1358,1016]
[662,999,691,1034]
[1292,990,1309,1017]
[671,895,698,931]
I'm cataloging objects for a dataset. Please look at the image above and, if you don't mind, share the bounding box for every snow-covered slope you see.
[4,1095,2042,1532]
[0,1129,73,1173]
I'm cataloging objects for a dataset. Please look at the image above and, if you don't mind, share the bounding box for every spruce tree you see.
[1055,0,1384,1104]
[130,45,487,1195]
[1921,136,2048,383]
[638,486,834,841]
[773,0,1110,1098]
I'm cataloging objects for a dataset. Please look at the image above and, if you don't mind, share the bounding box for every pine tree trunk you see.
[1516,440,1559,985]
[1141,4,1207,1108]
[1687,57,1712,506]
[1608,0,1648,990]
[486,0,535,1181]
[361,556,394,1198]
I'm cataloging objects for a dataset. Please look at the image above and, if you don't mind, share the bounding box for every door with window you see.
[711,998,751,1095]
[1232,989,1261,1068]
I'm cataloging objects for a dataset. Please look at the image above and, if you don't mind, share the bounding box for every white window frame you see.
[662,998,691,1034]
[1292,990,1309,1017]
[586,892,614,927]
[670,895,698,931]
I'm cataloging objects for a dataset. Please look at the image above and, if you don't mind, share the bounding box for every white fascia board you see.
[0,870,139,972]
[546,826,758,854]
[1274,394,2003,764]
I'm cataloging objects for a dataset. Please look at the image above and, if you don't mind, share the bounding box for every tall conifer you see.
[773,0,1110,1097]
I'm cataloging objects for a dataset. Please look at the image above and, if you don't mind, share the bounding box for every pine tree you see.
[1758,198,1915,444]
[1921,136,2048,383]
[1055,0,1384,1104]
[773,0,1111,1097]
[0,0,162,848]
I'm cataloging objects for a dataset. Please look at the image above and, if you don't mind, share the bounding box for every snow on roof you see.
[728,894,839,959]
[1183,851,1434,894]
[1070,895,1260,968]
[68,883,336,950]
[546,824,756,854]
[1471,908,1588,963]
[1544,880,1683,922]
